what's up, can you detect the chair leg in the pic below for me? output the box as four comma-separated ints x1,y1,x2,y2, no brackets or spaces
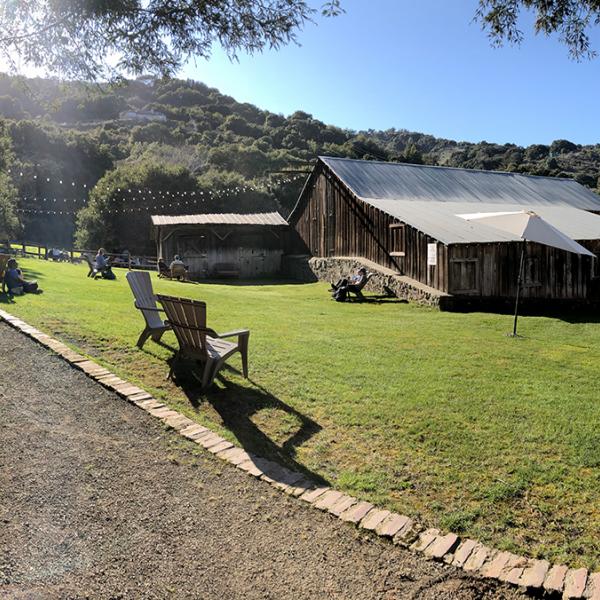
239,334,249,379
151,329,165,343
136,328,151,349
166,351,179,380
201,358,216,389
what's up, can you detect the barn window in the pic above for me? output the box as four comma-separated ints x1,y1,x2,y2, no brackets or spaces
450,258,479,293
388,222,405,258
524,257,542,287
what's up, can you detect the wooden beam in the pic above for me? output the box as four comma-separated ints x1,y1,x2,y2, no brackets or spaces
389,251,406,257
211,228,232,241
389,223,405,229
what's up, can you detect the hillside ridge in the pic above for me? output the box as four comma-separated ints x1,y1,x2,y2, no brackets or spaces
0,74,598,249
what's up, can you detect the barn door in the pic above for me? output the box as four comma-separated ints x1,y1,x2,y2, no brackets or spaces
449,258,479,294
325,181,335,256
177,235,209,278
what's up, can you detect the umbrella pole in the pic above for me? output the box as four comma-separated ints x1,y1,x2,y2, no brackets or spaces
512,240,526,337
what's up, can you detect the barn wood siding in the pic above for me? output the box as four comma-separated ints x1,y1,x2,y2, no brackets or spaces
448,240,600,300
292,163,449,292
157,224,285,278
291,161,600,301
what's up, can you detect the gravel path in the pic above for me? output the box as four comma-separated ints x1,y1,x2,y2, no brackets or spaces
0,323,528,599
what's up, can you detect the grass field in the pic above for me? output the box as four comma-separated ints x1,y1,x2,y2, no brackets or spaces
3,257,600,568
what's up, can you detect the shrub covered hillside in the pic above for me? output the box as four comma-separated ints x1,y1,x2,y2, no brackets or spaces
0,74,599,252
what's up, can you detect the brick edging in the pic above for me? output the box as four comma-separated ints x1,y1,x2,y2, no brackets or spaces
0,309,595,598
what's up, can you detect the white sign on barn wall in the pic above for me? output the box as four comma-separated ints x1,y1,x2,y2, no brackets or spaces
427,243,437,266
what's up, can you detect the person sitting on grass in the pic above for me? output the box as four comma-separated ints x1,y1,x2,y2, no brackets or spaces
3,258,39,296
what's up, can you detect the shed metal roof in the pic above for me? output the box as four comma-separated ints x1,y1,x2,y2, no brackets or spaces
151,212,287,227
318,156,600,244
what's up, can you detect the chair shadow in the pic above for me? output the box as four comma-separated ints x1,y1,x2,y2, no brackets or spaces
352,295,409,304
140,338,178,356
174,365,326,485
197,278,308,287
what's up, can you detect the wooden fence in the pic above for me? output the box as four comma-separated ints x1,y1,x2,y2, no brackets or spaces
4,241,158,271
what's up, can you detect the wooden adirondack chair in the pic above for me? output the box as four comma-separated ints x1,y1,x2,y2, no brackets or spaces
347,272,374,301
126,271,171,348
156,294,249,389
170,263,188,280
83,254,100,278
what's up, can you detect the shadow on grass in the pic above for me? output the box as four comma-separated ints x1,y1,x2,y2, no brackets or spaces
175,365,326,485
445,298,600,323
349,295,409,305
195,278,307,287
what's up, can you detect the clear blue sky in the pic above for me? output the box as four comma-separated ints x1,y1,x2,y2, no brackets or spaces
182,0,600,147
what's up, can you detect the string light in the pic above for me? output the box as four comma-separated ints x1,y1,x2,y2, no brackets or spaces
6,168,306,193
10,170,309,218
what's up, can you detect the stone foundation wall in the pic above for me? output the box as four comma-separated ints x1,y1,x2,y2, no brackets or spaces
282,255,450,308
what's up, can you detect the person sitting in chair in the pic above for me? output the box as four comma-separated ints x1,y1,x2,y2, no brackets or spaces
169,255,189,280
95,248,116,280
330,267,370,301
3,258,39,295
169,254,188,269
95,248,109,272
331,267,368,293
157,257,170,278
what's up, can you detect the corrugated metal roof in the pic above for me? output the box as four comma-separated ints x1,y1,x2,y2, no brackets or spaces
320,156,600,210
318,156,600,244
363,199,600,244
151,212,288,227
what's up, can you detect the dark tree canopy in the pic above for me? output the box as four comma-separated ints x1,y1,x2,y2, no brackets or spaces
0,0,343,81
476,0,600,59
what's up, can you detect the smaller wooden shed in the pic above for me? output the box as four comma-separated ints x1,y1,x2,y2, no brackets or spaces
152,212,288,279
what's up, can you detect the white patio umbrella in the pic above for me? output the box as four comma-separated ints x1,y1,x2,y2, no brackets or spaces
457,210,595,336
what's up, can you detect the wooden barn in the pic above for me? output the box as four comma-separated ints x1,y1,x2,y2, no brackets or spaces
288,157,600,303
152,212,288,279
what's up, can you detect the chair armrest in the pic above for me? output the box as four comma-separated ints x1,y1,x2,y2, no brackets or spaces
134,302,164,312
218,329,250,339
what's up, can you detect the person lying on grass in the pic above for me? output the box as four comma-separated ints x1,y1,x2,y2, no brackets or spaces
3,259,39,295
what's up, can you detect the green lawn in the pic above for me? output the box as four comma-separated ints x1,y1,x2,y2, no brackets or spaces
4,258,600,568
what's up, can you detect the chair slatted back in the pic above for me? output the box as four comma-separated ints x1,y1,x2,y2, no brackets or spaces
360,273,373,290
171,263,186,278
0,253,9,280
83,253,95,269
157,294,209,359
126,271,163,329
